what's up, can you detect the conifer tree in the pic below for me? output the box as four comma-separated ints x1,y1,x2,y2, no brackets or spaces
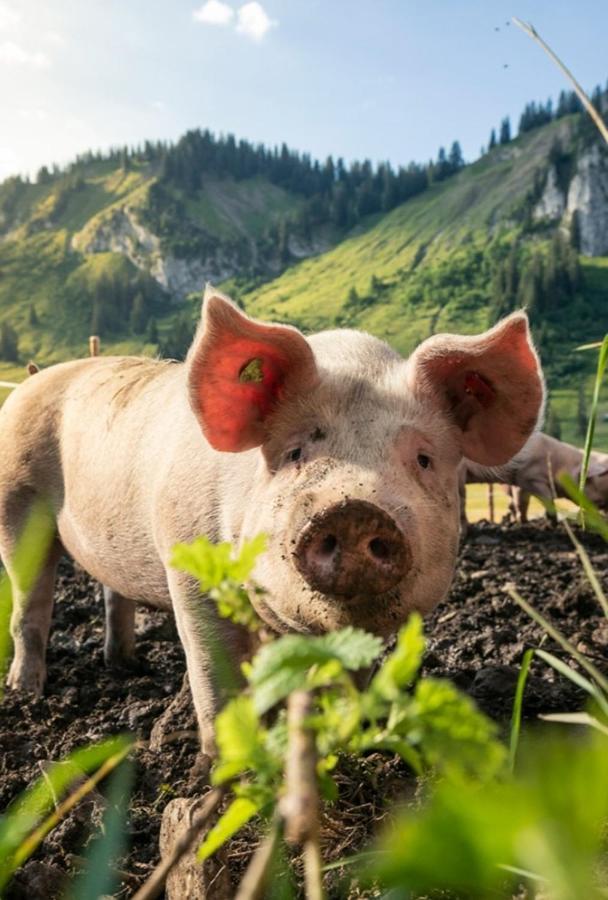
129,292,147,334
499,117,511,144
0,321,19,361
145,317,159,345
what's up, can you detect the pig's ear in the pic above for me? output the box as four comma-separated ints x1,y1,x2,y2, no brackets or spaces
187,288,319,452
406,312,544,466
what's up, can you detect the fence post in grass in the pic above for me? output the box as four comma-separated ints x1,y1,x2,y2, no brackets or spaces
488,483,495,523
89,335,100,357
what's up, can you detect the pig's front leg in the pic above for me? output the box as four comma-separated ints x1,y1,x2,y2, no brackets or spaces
166,568,250,756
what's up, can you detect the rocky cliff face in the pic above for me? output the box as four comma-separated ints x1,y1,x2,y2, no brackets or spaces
73,205,236,299
71,200,329,301
534,142,608,256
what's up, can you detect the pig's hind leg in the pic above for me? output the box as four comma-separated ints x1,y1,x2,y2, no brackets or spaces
103,587,136,667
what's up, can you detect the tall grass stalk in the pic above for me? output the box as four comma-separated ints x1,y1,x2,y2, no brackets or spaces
512,18,608,146
508,648,533,772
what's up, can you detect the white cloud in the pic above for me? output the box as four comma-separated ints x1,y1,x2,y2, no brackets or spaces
0,41,50,67
42,30,66,47
18,107,49,122
0,3,20,31
150,99,166,112
193,1,234,26
236,2,276,41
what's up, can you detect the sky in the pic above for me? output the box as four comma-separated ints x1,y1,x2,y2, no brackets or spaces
1,1,608,181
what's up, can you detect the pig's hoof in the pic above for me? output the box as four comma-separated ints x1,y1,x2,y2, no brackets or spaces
6,658,45,695
160,796,232,899
104,652,141,674
103,643,136,669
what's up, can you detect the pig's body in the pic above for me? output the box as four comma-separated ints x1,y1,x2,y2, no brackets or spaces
0,292,543,751
461,431,608,524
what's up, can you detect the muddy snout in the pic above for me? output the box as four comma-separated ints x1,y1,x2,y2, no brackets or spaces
293,499,410,598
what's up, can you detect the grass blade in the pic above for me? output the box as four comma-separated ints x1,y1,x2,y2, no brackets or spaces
508,648,533,773
0,736,133,889
579,334,608,494
506,586,608,695
512,19,608,146
561,519,608,619
558,474,608,542
68,757,134,900
540,712,608,736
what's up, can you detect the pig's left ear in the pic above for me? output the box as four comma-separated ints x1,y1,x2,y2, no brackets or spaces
187,288,319,452
406,312,544,466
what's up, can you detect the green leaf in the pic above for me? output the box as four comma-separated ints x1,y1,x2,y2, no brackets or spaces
171,534,267,631
409,679,506,780
171,534,267,591
212,696,267,785
248,627,383,714
197,796,260,861
371,613,425,700
0,736,133,889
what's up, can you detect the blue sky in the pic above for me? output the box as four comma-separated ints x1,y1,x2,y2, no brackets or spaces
1,1,607,180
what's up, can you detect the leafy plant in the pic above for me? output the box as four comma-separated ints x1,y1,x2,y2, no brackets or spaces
170,535,506,877
369,730,608,899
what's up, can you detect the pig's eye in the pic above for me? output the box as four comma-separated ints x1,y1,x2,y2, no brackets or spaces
286,447,302,464
417,453,431,469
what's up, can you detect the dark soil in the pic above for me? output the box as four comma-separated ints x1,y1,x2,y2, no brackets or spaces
2,519,607,899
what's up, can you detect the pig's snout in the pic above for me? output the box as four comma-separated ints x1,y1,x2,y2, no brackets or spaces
293,499,409,598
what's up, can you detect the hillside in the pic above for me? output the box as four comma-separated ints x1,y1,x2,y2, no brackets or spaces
1,110,608,445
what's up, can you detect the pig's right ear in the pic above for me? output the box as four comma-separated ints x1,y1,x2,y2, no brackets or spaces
406,312,544,466
187,289,319,452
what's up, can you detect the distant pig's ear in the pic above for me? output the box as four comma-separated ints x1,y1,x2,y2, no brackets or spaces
187,288,319,452
407,312,544,466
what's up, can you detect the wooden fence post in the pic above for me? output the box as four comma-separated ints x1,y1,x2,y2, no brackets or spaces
488,483,495,523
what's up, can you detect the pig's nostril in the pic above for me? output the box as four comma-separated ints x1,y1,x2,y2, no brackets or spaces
369,537,390,561
320,534,338,556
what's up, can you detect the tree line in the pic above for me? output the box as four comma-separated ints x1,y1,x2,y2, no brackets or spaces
486,81,608,151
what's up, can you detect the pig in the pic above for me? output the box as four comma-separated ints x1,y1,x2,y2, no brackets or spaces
461,431,608,525
0,289,543,753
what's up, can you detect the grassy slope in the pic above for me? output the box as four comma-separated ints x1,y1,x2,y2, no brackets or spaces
0,162,301,363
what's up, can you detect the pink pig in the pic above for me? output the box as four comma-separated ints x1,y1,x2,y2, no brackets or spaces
0,289,543,751
466,432,608,523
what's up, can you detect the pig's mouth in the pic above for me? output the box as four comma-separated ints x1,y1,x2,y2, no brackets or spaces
251,582,409,638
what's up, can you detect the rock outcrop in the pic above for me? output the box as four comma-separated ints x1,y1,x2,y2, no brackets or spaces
534,143,608,256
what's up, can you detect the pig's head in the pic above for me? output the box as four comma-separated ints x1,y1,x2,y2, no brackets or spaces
573,454,608,509
186,289,544,637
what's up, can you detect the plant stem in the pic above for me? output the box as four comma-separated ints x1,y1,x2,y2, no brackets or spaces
512,18,608,146
235,815,283,900
280,690,325,899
